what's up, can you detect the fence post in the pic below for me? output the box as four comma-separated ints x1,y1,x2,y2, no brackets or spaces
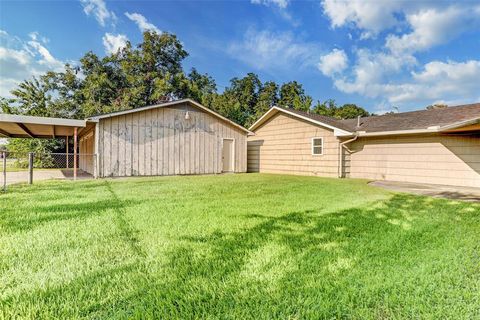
2,151,6,192
73,127,77,181
28,152,34,184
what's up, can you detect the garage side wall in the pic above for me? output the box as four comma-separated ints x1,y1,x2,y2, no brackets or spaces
347,134,480,187
97,103,247,177
79,129,95,174
247,112,340,177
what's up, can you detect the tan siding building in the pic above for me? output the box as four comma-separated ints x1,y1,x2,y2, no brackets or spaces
80,99,249,177
248,112,341,177
248,105,480,188
348,134,480,188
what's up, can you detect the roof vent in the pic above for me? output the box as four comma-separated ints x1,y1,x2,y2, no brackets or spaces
357,115,362,127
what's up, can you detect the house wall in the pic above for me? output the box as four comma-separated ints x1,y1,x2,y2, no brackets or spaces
247,112,340,177
347,134,480,187
79,129,95,174
97,103,247,177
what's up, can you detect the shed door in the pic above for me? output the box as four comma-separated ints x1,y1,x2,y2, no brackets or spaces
222,139,234,172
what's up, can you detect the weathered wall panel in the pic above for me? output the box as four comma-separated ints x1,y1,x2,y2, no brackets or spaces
98,103,247,177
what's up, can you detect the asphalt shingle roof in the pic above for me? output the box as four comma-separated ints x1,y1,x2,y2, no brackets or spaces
339,103,480,132
278,103,480,133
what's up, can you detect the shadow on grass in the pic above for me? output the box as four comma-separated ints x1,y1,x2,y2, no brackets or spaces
3,193,479,319
0,199,141,233
153,194,478,318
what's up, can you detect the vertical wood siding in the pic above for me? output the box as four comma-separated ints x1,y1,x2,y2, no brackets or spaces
79,130,95,174
247,112,340,177
348,134,480,187
98,103,247,177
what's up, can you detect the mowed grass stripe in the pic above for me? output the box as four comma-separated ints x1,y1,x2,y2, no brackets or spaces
0,174,479,319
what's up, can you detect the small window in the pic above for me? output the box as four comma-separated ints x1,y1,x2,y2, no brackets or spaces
312,138,323,155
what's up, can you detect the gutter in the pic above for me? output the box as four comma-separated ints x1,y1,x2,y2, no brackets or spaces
338,134,358,178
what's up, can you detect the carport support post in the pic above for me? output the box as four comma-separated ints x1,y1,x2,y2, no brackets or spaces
73,127,77,181
66,136,69,169
28,152,33,184
2,151,6,192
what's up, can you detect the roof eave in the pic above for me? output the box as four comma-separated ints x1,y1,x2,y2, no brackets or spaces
438,117,480,132
87,99,252,134
249,106,353,136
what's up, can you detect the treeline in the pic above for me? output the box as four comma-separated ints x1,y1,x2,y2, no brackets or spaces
1,31,370,130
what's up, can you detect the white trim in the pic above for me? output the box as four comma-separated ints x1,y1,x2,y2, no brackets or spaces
222,138,235,172
249,106,352,136
311,137,324,156
0,113,86,127
357,128,438,137
87,99,252,134
438,117,480,131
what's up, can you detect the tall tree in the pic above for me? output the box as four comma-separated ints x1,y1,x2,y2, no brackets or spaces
254,81,278,119
9,77,50,116
335,103,370,119
279,81,312,111
313,100,369,119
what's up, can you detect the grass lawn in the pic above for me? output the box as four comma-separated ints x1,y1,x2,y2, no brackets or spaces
1,174,479,319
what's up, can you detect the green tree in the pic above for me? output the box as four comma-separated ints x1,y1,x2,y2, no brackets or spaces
9,77,50,116
279,81,312,111
312,99,337,117
335,103,370,119
253,81,278,122
313,100,369,119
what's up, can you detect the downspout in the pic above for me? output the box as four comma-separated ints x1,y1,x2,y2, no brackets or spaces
339,134,358,178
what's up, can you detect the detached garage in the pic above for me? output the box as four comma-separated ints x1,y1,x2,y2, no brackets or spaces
84,99,250,177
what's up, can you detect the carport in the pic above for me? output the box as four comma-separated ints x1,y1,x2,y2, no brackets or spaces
0,114,95,187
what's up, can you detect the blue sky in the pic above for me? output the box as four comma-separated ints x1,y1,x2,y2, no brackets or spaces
1,0,479,113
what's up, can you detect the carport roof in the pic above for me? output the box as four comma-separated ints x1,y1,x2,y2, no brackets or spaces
0,114,86,138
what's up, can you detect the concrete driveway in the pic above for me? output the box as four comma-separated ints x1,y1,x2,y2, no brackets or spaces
370,180,480,202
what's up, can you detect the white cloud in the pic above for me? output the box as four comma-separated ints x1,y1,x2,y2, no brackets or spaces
228,28,319,70
333,49,416,98
317,49,348,77
390,60,480,103
0,32,65,98
125,12,161,33
320,2,480,107
386,6,480,53
321,0,404,38
80,0,117,27
102,33,128,54
251,0,289,9
333,57,480,105
321,1,480,41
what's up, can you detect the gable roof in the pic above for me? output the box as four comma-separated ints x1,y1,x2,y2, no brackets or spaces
249,103,480,137
248,106,353,136
339,103,480,134
87,99,251,134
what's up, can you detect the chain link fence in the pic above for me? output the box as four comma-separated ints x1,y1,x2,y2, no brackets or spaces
1,152,96,192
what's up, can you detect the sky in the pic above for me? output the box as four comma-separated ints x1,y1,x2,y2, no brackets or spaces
1,0,480,114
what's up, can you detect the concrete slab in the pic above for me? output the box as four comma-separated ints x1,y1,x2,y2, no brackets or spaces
369,180,480,202
2,169,93,186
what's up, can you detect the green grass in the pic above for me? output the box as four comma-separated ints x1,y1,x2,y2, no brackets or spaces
1,174,479,319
